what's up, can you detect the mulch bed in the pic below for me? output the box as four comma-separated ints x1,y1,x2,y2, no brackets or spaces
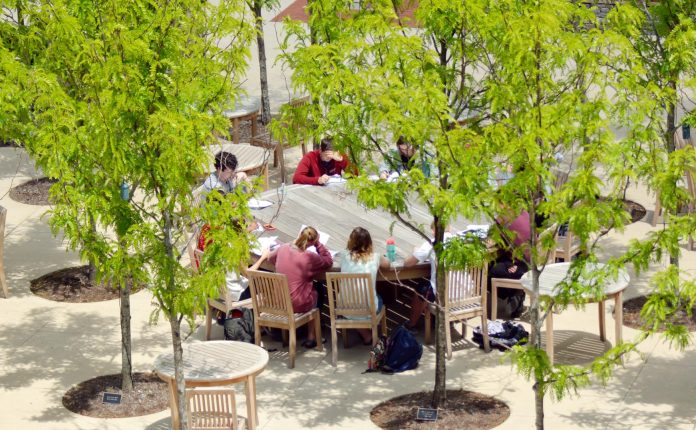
9,177,56,205
370,390,510,430
623,295,696,332
623,199,646,224
63,372,168,418
30,265,141,303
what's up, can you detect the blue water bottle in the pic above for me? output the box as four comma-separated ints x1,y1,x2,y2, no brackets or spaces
386,238,396,263
120,182,129,201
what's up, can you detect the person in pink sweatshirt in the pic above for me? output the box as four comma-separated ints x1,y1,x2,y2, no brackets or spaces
268,226,333,347
292,138,349,185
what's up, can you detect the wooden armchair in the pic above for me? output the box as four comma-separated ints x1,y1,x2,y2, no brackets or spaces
187,228,252,340
186,388,244,430
246,270,322,369
425,267,490,358
0,205,7,298
554,229,581,262
326,273,387,367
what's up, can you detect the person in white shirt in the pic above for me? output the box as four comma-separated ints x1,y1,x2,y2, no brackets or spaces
203,151,248,194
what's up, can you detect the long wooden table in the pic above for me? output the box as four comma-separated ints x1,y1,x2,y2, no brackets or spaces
250,184,471,281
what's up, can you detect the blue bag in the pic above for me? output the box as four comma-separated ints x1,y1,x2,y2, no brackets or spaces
382,325,423,373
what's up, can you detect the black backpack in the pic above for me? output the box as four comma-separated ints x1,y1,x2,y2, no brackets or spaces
223,308,255,343
377,325,423,373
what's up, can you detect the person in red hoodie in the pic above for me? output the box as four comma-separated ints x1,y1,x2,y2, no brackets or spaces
292,137,349,185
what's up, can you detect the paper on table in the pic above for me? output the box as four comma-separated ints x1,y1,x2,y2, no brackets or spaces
326,175,346,184
252,236,278,255
248,198,273,209
299,225,330,245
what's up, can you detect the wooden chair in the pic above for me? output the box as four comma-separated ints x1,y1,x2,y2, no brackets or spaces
185,387,244,430
246,270,322,369
0,205,7,298
325,273,387,367
425,267,490,358
188,228,253,340
554,229,581,262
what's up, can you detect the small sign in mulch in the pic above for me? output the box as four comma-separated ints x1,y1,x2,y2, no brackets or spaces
102,392,122,404
63,372,168,418
416,407,438,421
371,390,509,430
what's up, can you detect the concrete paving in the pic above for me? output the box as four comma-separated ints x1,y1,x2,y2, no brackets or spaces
2,2,696,429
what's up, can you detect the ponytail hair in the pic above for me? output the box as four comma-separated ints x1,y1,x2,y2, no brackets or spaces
295,226,319,251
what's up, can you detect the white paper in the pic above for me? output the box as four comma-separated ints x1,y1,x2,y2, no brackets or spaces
252,236,278,255
299,224,330,245
326,175,346,184
248,198,273,209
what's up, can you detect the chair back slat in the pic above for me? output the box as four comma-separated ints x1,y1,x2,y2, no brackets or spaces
445,267,486,310
247,270,294,320
326,273,377,319
186,388,238,430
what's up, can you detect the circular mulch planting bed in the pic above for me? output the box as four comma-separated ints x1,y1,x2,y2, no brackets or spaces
371,390,509,430
9,177,56,205
30,265,141,303
63,372,168,418
623,295,696,332
623,199,646,224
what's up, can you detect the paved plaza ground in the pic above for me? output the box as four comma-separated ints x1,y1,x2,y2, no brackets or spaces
1,2,696,428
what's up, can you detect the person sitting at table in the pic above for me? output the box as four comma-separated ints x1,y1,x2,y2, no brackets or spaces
292,137,349,185
268,226,333,348
339,227,391,344
488,209,531,319
379,136,434,180
203,151,248,194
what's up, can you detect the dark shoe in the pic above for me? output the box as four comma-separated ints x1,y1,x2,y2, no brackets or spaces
301,337,326,349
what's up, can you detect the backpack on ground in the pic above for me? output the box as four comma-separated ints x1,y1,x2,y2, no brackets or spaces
223,308,255,343
382,325,423,373
472,320,528,351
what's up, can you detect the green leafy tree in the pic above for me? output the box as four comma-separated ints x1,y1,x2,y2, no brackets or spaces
281,1,696,429
0,1,255,427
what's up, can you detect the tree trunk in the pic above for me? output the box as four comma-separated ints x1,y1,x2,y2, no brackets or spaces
431,222,447,408
529,266,544,430
169,315,187,430
254,1,271,125
120,276,134,392
164,212,188,429
666,78,679,267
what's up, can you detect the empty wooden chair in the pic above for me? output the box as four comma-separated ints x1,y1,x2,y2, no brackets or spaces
186,388,244,430
425,267,490,358
326,272,387,366
554,229,581,262
246,270,322,368
0,205,7,298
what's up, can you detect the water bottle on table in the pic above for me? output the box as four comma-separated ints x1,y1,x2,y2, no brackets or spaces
386,238,397,263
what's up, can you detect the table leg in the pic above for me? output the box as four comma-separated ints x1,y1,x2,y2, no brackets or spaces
167,379,181,430
246,376,258,430
546,307,554,365
233,118,240,144
598,300,606,342
614,291,623,349
251,112,258,142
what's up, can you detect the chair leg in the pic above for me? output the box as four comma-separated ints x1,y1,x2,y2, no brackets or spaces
371,325,378,347
331,321,338,367
445,317,452,360
314,313,323,352
288,328,297,369
254,322,262,346
205,305,213,341
481,314,490,353
0,261,8,298
491,283,498,321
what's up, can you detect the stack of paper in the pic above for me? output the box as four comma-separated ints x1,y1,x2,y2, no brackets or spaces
248,198,274,209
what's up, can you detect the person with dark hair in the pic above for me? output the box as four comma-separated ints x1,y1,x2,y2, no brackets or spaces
292,137,349,185
268,226,333,348
339,227,391,344
379,136,433,180
203,151,248,193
